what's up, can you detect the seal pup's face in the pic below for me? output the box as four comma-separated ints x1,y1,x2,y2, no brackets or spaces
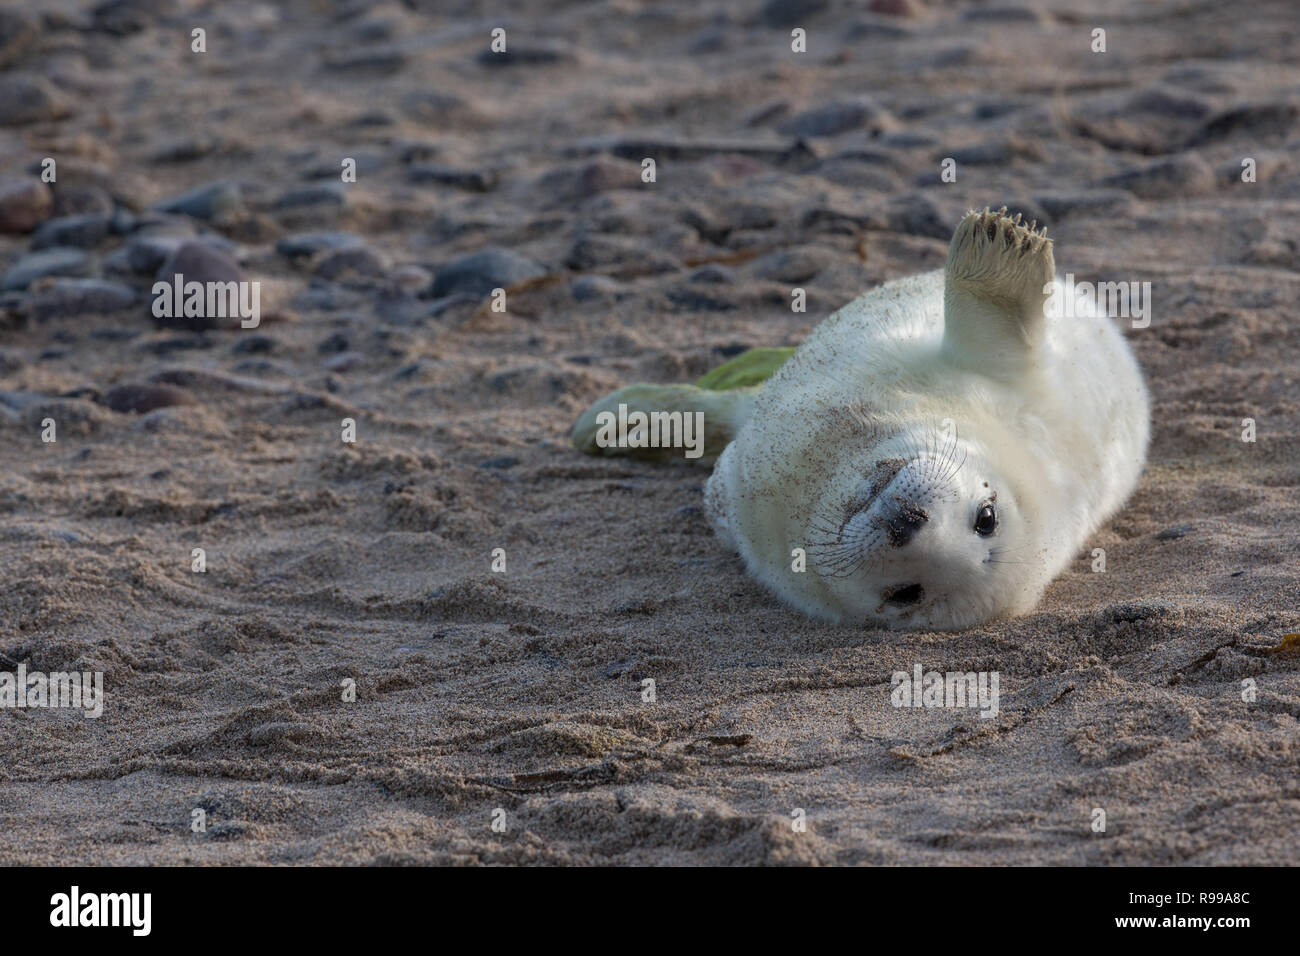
809,431,1035,629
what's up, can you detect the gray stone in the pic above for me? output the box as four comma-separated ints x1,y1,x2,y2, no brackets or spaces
0,74,70,126
407,164,498,192
0,178,52,233
3,248,94,290
276,231,366,258
313,246,388,280
52,185,115,218
29,279,137,321
760,0,829,28
153,182,243,220
153,241,248,330
99,383,197,413
91,0,178,36
779,98,893,138
31,214,112,250
1099,155,1215,200
0,10,39,70
431,247,545,299
274,183,347,209
155,240,243,286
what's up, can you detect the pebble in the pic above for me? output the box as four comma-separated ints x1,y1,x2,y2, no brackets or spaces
99,383,197,414
2,248,94,290
0,178,53,233
274,183,347,210
322,351,365,373
760,0,829,28
120,234,188,275
313,246,388,280
407,164,499,192
322,47,408,75
276,231,366,259
0,10,39,70
153,182,243,220
92,0,180,36
29,279,137,321
1100,155,1215,200
0,74,71,126
750,248,828,283
387,264,431,296
1034,190,1133,220
569,275,620,302
475,43,573,67
31,214,112,250
430,247,545,298
886,193,950,239
231,334,279,355
153,241,247,330
778,98,893,138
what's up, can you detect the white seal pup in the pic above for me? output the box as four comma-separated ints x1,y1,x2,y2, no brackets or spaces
573,208,1150,630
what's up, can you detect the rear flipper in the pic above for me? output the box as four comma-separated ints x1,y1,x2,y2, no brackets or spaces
571,347,793,464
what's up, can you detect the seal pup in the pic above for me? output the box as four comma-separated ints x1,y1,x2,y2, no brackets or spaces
572,208,1150,629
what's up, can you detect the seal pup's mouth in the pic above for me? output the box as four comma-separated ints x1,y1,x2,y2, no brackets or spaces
880,582,925,608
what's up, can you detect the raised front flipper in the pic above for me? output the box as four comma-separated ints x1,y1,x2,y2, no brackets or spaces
941,207,1055,380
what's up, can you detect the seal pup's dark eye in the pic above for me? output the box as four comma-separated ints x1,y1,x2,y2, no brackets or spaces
974,501,997,536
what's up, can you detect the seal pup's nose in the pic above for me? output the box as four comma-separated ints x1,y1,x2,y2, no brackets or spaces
875,496,929,547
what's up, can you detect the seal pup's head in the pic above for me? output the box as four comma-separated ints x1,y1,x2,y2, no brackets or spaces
807,423,1041,630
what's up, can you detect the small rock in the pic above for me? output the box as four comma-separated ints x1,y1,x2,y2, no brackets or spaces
1155,524,1194,541
322,351,365,373
887,193,950,239
153,241,247,330
760,0,830,28
689,265,736,284
31,214,112,250
3,248,93,291
751,248,829,283
153,182,243,221
322,46,408,74
388,264,431,296
537,158,640,202
407,164,498,192
431,247,545,298
122,234,188,275
29,279,137,321
274,183,347,210
476,43,572,67
1034,190,1133,220
318,332,350,355
51,185,115,218
569,275,619,301
0,178,53,233
276,231,366,258
313,246,388,280
779,98,893,138
1100,155,1215,200
478,456,519,470
99,383,196,413
231,334,278,355
0,10,39,70
0,74,71,126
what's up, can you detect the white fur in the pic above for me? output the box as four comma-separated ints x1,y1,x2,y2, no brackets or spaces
705,212,1150,630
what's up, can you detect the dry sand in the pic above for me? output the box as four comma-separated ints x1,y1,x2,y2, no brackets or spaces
0,0,1297,864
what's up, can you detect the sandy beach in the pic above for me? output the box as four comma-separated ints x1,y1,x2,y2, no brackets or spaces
0,0,1297,864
